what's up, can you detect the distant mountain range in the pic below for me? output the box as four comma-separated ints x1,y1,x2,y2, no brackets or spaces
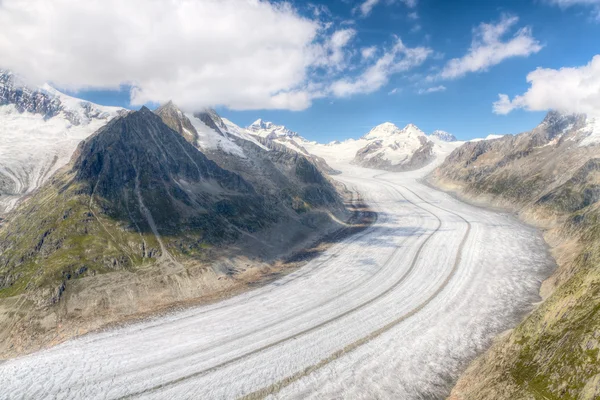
245,119,461,171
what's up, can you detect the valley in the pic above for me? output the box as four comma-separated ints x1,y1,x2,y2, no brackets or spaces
0,159,554,399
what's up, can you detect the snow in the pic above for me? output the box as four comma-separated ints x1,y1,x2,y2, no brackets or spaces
469,134,504,142
579,115,600,146
301,122,462,168
0,96,121,213
221,118,269,151
430,130,457,142
0,149,554,400
247,119,299,139
185,113,246,158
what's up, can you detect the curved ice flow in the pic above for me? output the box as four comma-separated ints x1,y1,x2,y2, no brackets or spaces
0,163,553,400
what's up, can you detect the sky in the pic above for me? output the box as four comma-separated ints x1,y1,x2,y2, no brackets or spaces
1,0,599,142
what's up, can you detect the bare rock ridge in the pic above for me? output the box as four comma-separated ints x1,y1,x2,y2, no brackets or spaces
155,102,344,211
430,111,600,400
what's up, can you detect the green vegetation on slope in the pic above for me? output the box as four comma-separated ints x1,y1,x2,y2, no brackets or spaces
0,172,159,300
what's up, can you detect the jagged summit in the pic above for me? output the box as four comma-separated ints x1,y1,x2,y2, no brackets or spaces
362,122,401,140
154,101,199,145
74,106,253,204
430,130,457,142
362,122,426,141
247,119,299,139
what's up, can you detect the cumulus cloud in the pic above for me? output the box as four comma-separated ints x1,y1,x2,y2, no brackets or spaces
418,85,446,94
493,55,600,116
438,15,542,80
330,38,431,97
0,0,357,111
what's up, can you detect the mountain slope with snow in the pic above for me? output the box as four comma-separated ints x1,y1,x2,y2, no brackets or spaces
0,71,124,214
245,119,462,172
431,130,457,142
431,111,600,400
352,123,434,171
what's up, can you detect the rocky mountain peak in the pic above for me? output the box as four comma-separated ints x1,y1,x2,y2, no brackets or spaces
362,122,401,140
154,101,199,144
430,130,457,142
247,119,298,139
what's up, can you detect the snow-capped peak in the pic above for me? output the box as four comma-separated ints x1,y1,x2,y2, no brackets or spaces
363,122,401,140
400,123,426,137
430,130,457,142
363,122,428,141
247,119,298,139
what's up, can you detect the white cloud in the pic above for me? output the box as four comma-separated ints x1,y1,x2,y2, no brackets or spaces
330,38,431,97
357,0,380,17
0,0,357,111
325,29,357,69
356,0,417,18
400,0,418,8
388,88,400,95
361,46,378,60
408,12,419,20
418,85,446,94
545,0,600,19
493,54,600,116
545,0,600,6
438,15,542,80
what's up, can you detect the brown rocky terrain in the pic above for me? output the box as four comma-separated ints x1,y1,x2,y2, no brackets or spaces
429,111,600,400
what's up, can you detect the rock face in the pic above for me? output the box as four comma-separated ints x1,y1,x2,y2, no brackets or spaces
155,103,345,219
430,111,600,400
0,71,124,214
352,123,435,171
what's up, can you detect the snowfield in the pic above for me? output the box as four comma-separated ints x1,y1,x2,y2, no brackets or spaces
0,156,554,399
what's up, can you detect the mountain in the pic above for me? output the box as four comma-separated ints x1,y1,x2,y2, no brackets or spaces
0,71,124,214
0,105,353,356
244,119,449,172
0,107,269,298
430,130,457,142
352,123,434,171
429,111,600,400
247,118,300,139
155,102,347,248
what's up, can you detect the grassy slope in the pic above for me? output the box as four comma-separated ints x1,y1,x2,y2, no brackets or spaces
0,171,160,300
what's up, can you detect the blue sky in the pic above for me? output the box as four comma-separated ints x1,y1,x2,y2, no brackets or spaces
44,0,600,141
